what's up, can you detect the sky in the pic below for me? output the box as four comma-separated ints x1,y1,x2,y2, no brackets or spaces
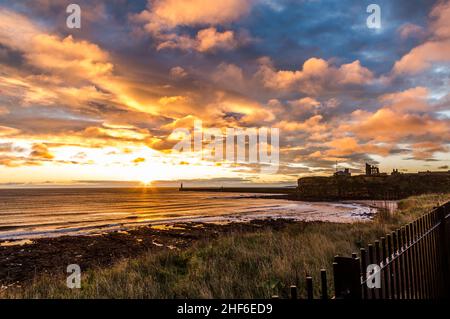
0,0,449,187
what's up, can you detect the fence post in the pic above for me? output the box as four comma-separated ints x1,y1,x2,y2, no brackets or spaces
306,276,314,299
321,269,328,300
290,285,297,300
333,256,362,299
439,206,450,299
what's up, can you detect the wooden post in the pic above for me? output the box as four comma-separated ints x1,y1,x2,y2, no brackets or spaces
405,224,413,299
430,211,439,298
333,256,362,299
381,237,389,299
392,231,400,299
387,233,395,298
417,217,426,298
368,244,375,299
320,269,328,300
402,226,409,299
306,276,313,299
397,228,405,299
407,223,416,299
290,285,297,300
360,248,368,299
424,214,433,298
374,240,381,299
422,217,431,298
438,206,450,299
412,220,422,299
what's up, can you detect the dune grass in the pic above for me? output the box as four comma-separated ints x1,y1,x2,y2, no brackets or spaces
2,193,448,299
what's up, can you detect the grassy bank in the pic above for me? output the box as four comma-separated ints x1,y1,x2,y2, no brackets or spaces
2,193,448,299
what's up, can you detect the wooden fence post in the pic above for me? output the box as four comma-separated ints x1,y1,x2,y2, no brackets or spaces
321,269,328,300
306,276,313,299
333,256,362,299
439,206,450,299
290,285,297,300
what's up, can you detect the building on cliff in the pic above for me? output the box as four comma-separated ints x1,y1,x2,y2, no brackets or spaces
365,163,380,176
334,168,351,177
297,166,450,200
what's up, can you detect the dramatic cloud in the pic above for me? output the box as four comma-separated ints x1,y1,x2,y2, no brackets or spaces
157,27,239,52
348,108,449,143
133,0,253,52
212,63,245,91
256,57,373,95
30,143,54,160
379,87,430,112
196,28,237,52
393,1,450,74
170,66,188,78
398,23,426,40
135,0,253,31
0,0,449,184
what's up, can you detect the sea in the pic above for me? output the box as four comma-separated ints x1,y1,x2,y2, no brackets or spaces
0,188,382,241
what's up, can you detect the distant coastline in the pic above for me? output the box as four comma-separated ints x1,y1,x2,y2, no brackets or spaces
179,186,296,194
179,169,450,201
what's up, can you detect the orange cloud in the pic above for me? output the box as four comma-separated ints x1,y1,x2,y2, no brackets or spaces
0,126,20,137
29,34,113,79
133,157,146,164
0,9,176,121
288,97,320,111
135,0,252,31
0,9,112,81
410,141,448,160
278,115,328,132
338,61,374,85
212,63,245,90
30,143,54,159
379,87,429,112
196,28,237,52
170,66,188,78
398,23,426,40
393,41,450,74
135,0,252,52
325,137,391,157
157,27,240,52
393,1,450,75
257,57,373,94
348,108,449,143
0,8,39,50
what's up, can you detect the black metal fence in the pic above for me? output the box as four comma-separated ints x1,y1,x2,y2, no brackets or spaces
279,201,450,300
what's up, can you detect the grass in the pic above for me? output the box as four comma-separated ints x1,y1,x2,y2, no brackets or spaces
2,193,449,299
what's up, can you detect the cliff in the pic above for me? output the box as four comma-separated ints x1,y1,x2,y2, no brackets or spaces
297,172,450,200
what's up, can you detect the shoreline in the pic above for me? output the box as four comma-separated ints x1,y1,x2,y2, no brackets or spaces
0,198,380,242
0,219,310,289
0,197,391,289
2,193,446,297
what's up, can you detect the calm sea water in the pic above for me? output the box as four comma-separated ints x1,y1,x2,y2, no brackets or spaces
0,188,378,240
